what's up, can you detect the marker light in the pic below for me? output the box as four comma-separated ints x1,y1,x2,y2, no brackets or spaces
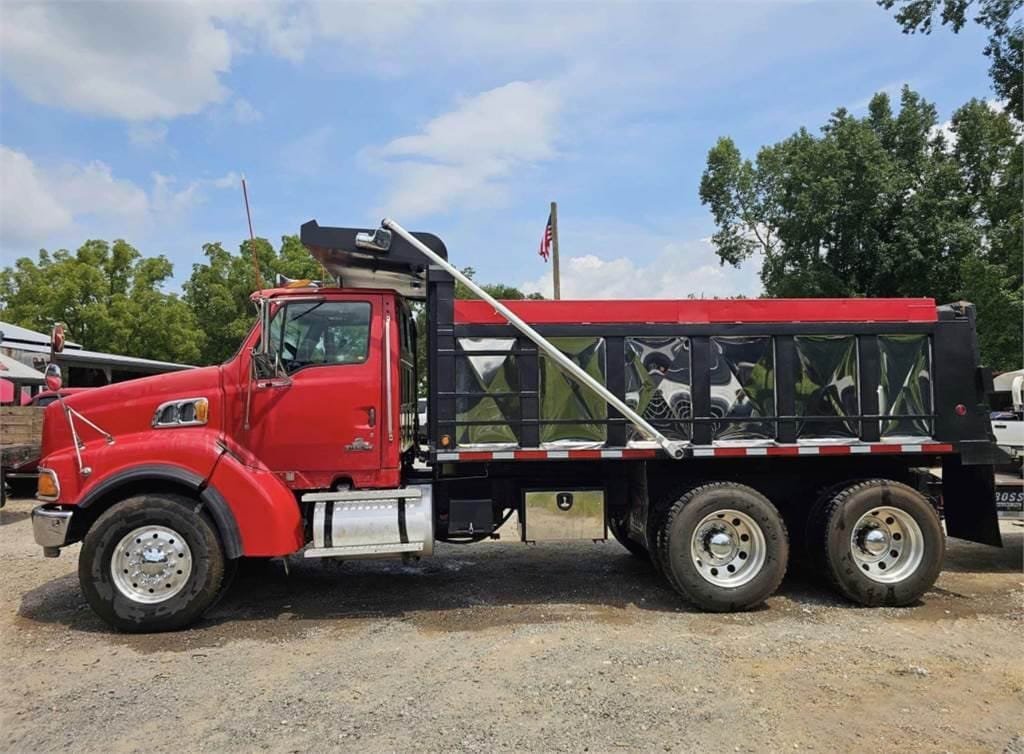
37,469,59,500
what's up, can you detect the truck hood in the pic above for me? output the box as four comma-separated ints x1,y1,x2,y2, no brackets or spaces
42,366,223,457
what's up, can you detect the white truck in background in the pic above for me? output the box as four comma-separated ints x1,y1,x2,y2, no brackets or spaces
991,371,1024,475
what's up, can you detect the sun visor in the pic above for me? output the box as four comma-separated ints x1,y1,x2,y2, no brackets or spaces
300,220,448,299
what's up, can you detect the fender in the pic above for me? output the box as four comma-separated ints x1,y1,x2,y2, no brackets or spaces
207,452,304,557
77,463,244,559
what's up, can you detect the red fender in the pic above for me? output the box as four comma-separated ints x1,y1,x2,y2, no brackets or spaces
207,452,304,556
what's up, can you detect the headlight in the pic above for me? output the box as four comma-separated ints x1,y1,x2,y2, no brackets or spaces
152,397,209,428
37,468,60,501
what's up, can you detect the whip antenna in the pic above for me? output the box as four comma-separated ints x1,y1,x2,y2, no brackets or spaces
241,174,264,290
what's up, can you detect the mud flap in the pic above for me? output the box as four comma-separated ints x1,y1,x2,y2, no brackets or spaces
941,455,1002,547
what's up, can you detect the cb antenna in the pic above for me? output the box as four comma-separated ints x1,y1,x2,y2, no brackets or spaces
241,174,264,290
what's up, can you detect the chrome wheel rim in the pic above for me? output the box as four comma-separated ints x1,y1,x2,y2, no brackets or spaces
849,506,924,584
690,509,766,587
111,525,193,604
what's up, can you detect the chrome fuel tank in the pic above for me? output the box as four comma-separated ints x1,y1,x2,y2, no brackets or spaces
303,485,433,559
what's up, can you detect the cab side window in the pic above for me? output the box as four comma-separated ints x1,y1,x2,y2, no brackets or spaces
268,301,372,374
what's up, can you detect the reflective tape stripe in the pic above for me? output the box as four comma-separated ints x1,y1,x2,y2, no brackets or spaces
622,449,658,459
458,451,493,461
433,441,956,462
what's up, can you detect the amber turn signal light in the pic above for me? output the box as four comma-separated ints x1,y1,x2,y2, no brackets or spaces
194,397,209,423
440,434,452,448
37,470,59,500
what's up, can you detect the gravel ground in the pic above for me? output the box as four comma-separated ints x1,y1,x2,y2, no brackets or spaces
1,496,1022,753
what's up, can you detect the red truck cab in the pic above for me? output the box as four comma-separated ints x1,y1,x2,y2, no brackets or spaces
35,284,417,540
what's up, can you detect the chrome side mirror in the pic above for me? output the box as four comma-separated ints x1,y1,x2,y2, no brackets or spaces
355,228,392,252
44,363,62,392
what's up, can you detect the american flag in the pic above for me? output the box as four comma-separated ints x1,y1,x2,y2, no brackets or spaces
539,212,552,261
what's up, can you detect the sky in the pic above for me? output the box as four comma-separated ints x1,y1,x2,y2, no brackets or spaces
0,0,997,300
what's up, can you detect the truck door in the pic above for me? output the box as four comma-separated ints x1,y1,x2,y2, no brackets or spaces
241,294,384,482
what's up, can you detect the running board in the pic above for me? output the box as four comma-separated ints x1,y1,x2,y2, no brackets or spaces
301,484,434,559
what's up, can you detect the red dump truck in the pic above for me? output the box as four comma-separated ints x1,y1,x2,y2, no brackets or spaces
31,219,1004,632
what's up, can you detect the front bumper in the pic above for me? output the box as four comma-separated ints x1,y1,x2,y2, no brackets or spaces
32,505,75,556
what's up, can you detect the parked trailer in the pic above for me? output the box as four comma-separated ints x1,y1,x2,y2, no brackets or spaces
1,405,44,507
30,220,1004,631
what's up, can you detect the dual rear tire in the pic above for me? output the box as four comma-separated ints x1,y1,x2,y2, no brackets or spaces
654,482,789,612
809,479,943,607
649,478,943,612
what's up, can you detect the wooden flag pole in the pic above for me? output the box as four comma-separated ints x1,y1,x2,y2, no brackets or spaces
550,200,561,300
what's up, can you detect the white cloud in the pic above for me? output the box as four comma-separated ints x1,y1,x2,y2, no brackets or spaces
0,146,235,248
128,122,169,148
152,171,240,216
0,146,74,242
520,237,762,300
0,1,830,128
0,2,232,120
0,146,147,244
369,81,561,217
0,1,428,122
231,97,263,124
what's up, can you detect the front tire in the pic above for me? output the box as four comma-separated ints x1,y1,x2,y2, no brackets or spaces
813,479,944,607
79,494,227,632
656,482,788,612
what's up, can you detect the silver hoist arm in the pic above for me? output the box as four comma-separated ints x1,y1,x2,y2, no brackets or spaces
381,218,687,460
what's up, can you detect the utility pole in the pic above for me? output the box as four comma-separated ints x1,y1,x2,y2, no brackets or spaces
550,200,561,300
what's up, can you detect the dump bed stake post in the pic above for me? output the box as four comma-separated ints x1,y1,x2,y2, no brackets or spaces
382,217,687,459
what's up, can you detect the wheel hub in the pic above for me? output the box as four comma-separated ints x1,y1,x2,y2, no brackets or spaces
706,530,734,560
690,509,766,588
849,507,924,584
111,525,193,604
859,527,889,556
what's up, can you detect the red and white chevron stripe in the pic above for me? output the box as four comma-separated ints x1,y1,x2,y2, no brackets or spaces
434,442,955,462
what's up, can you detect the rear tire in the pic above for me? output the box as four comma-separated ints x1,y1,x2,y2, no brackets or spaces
656,482,788,612
812,479,944,607
79,494,227,632
608,514,648,559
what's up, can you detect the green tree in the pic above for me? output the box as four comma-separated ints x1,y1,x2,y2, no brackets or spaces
699,86,1023,370
0,239,203,364
878,0,1023,116
183,235,324,364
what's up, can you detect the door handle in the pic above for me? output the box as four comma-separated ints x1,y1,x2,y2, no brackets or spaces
256,376,292,389
367,407,376,427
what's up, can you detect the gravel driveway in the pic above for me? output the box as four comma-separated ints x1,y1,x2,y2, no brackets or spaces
2,497,1021,753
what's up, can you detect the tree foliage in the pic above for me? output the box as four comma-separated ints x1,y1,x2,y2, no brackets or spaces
182,235,322,364
0,240,203,364
700,86,1022,370
878,0,1023,116
0,234,542,387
